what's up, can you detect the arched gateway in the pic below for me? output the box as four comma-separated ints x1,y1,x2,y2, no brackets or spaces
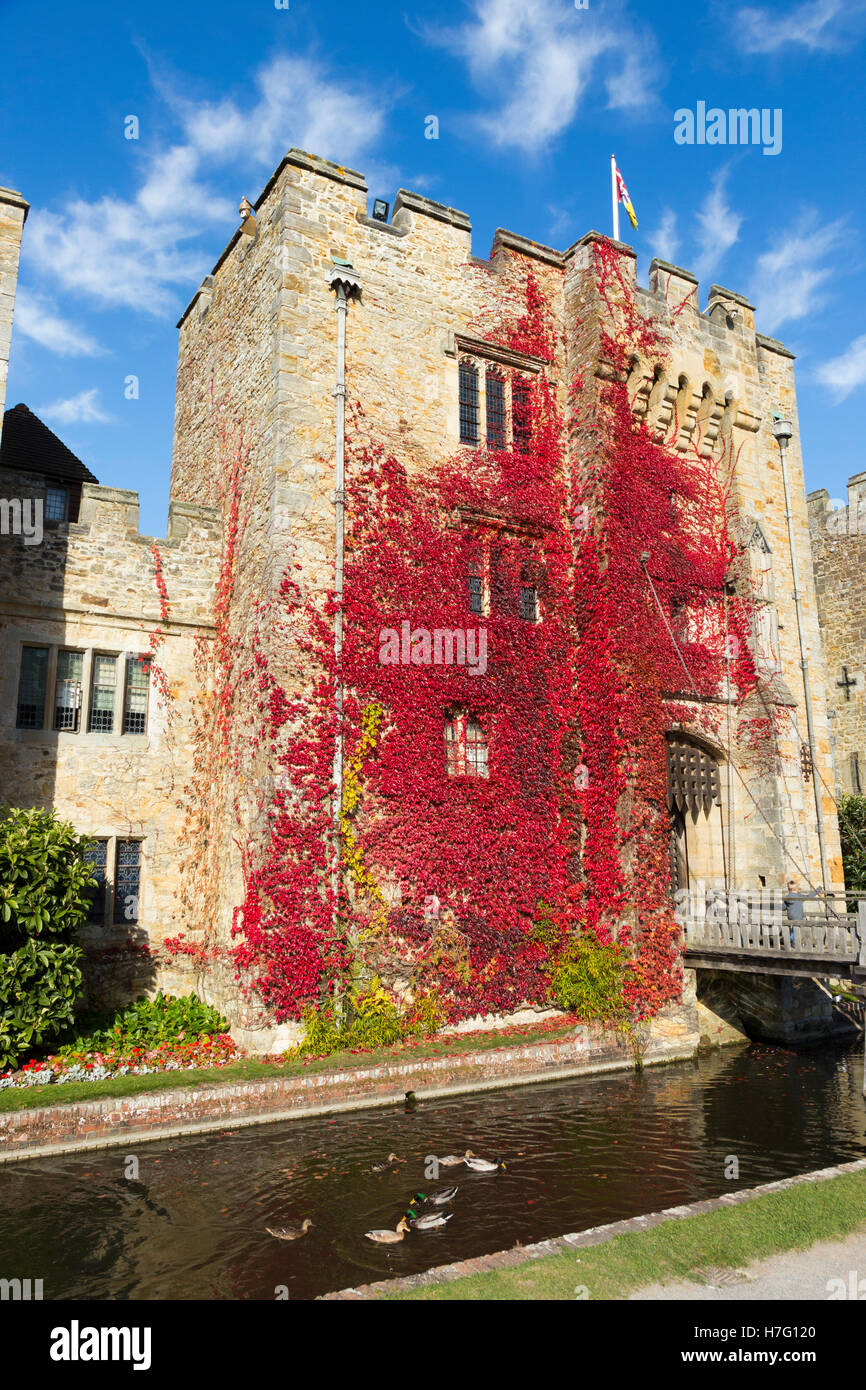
666,734,727,893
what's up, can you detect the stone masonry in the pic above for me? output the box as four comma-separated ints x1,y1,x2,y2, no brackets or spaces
0,188,28,423
808,476,866,796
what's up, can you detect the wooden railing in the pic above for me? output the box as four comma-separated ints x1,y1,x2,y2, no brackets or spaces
679,896,866,967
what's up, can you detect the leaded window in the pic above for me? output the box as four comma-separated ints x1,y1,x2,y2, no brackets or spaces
123,656,150,735
444,712,489,778
16,646,48,728
444,716,461,776
44,485,69,522
520,585,538,623
54,649,83,731
512,379,531,455
459,360,479,444
114,840,141,923
88,654,117,733
486,372,506,448
466,718,489,778
84,839,109,924
468,571,483,615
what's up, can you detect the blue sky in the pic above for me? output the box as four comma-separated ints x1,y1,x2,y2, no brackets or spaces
2,0,865,537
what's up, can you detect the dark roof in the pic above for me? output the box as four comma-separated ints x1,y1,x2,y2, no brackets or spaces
0,403,99,484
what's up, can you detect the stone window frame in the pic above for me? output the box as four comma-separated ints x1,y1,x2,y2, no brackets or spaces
83,835,144,929
14,642,151,738
447,333,546,453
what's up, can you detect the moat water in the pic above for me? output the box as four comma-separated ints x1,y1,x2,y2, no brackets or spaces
1,1040,864,1300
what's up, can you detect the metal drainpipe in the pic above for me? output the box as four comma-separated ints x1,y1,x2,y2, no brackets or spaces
771,415,830,898
327,262,361,920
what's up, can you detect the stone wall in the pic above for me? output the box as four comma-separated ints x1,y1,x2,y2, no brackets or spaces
0,188,27,423
808,476,866,796
0,476,221,999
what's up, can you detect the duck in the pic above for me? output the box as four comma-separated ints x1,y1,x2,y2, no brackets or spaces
405,1208,453,1231
370,1152,400,1174
436,1154,465,1168
364,1217,411,1244
410,1186,458,1207
266,1219,313,1241
464,1150,507,1172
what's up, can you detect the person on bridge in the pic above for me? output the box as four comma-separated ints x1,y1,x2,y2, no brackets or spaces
783,879,821,944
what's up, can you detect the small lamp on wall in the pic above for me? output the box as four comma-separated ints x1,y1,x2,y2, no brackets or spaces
371,198,389,223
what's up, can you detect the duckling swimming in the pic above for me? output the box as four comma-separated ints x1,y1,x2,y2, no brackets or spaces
370,1152,400,1174
266,1219,313,1241
364,1217,411,1244
464,1150,507,1172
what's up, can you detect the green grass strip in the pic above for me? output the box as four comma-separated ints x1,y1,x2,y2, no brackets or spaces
383,1168,866,1300
0,1016,577,1113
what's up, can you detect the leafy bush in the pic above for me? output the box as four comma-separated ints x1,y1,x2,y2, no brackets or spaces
56,991,230,1056
295,978,421,1057
546,932,629,1025
838,795,866,901
0,809,97,1068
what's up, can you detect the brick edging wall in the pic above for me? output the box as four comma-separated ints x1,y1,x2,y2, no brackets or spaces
318,1158,866,1299
0,1021,697,1162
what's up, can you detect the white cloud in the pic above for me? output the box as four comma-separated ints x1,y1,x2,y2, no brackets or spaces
14,290,103,356
693,173,743,282
815,333,866,400
736,0,866,53
749,215,845,332
427,0,660,152
650,209,680,265
177,55,384,169
23,55,387,317
38,389,114,425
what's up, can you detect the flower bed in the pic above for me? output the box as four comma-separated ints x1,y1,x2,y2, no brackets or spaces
0,1033,241,1091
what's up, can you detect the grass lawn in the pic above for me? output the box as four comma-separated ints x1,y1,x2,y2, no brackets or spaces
383,1168,866,1300
0,1014,579,1113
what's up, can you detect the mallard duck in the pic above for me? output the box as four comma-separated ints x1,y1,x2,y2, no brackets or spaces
370,1152,400,1174
364,1217,410,1244
464,1150,507,1172
266,1219,313,1241
436,1154,465,1168
406,1208,453,1231
410,1186,458,1207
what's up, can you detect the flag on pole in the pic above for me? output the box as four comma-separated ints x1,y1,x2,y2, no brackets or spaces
614,163,638,231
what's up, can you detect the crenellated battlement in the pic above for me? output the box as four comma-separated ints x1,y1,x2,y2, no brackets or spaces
808,473,866,537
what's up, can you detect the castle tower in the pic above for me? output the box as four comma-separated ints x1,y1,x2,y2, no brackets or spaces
168,150,843,1036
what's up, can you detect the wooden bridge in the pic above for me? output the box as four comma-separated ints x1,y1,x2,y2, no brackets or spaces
681,896,866,981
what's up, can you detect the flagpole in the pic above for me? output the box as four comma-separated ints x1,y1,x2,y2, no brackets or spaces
610,154,619,241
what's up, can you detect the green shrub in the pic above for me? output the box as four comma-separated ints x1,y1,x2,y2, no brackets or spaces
0,809,97,1069
57,991,230,1056
838,794,866,901
546,932,629,1025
